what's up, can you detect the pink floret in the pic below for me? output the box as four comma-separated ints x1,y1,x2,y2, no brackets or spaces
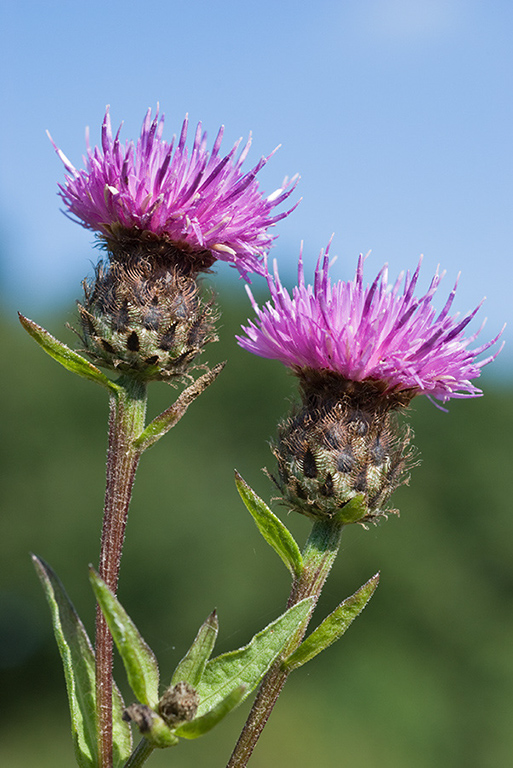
237,246,503,403
49,107,298,279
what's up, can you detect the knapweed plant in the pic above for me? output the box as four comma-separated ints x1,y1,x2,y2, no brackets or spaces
20,107,502,768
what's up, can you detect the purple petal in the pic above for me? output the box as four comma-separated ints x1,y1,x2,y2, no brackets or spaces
50,107,299,278
237,247,503,404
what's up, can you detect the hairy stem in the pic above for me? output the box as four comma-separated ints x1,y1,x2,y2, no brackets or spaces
227,518,344,768
96,377,147,768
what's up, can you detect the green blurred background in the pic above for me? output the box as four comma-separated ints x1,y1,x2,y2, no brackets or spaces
1,282,512,768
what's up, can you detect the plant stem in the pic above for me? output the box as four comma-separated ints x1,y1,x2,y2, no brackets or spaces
123,738,155,768
227,518,344,768
96,376,147,768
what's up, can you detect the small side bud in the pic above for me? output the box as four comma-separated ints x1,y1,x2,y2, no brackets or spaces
159,681,200,727
123,704,179,748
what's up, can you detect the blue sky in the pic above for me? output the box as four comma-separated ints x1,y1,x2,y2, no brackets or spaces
1,0,511,372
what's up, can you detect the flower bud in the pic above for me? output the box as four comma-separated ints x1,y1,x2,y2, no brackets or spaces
272,372,414,525
159,681,200,726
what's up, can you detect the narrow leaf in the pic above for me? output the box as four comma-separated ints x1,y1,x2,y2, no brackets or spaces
89,569,160,709
134,363,225,451
32,563,131,767
33,555,98,768
171,610,218,688
175,685,246,740
196,597,314,716
19,314,119,395
283,573,380,671
235,472,303,578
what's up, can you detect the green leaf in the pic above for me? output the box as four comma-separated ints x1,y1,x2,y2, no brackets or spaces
175,686,246,740
134,363,225,451
32,556,132,768
235,472,303,578
171,610,218,688
89,569,160,709
283,573,380,671
18,314,120,395
334,493,368,524
112,689,133,767
196,597,314,716
33,555,98,768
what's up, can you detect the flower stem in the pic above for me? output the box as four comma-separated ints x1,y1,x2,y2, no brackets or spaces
227,518,344,768
123,738,155,768
96,376,147,768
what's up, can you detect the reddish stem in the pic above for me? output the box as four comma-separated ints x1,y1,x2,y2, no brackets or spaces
95,378,146,768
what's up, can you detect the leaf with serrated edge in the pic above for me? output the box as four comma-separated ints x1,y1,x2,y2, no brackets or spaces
89,569,159,709
283,574,380,671
196,598,314,716
32,556,132,768
171,610,218,688
235,472,303,578
176,685,246,740
19,314,119,394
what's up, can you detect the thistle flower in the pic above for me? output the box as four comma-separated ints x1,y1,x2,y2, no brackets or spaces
237,247,503,524
49,106,297,280
48,107,297,379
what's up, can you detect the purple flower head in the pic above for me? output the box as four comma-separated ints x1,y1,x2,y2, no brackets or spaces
238,245,503,404
48,107,298,279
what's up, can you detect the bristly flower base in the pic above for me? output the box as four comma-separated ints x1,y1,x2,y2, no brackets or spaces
77,232,218,381
101,225,218,277
272,370,415,525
